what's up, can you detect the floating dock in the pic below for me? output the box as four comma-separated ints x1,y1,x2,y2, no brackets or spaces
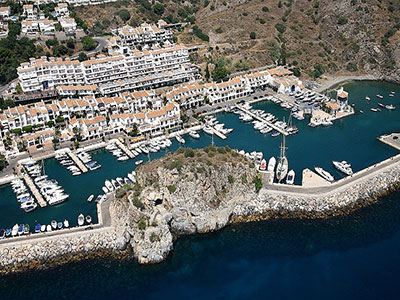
64,149,88,173
113,139,135,159
22,173,47,207
235,105,289,136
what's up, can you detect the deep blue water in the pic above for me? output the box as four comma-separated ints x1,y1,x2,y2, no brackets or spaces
0,80,400,299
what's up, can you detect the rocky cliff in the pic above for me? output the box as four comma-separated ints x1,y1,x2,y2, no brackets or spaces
110,146,259,264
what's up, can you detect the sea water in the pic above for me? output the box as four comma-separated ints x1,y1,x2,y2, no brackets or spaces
0,81,400,299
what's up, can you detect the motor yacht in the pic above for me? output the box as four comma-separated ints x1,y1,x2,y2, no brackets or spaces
314,167,334,182
87,194,95,202
189,131,200,139
86,215,92,224
332,160,353,176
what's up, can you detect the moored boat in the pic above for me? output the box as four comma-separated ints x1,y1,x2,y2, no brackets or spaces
276,136,288,182
189,131,200,139
35,223,41,233
314,166,334,182
87,194,95,202
40,225,46,232
267,157,276,172
332,160,353,176
286,170,295,185
64,219,69,228
259,159,267,171
57,222,63,229
78,214,85,226
377,94,384,99
102,186,109,194
378,102,385,108
386,104,396,110
105,180,114,192
86,215,92,224
51,220,57,230
46,224,52,232
135,160,143,166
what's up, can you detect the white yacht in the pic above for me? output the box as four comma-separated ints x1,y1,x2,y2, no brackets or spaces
105,180,114,192
78,214,85,226
203,125,214,135
102,186,109,194
87,194,95,202
64,219,70,228
117,155,129,161
267,157,276,172
189,131,200,139
332,160,353,176
135,160,143,166
286,170,295,185
314,167,334,182
176,135,185,144
276,136,288,183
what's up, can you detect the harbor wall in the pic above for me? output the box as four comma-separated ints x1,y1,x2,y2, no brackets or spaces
1,153,400,274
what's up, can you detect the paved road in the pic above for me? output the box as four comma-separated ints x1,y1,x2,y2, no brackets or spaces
71,36,108,59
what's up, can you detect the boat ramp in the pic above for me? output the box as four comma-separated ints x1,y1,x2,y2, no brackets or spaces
235,105,290,136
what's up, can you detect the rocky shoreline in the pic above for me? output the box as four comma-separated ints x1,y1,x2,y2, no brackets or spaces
1,147,400,275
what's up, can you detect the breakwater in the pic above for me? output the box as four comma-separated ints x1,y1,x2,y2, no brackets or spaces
1,150,400,273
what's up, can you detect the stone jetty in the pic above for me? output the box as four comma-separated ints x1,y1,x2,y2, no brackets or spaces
1,146,400,274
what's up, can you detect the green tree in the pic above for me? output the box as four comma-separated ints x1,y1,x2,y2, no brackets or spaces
118,9,131,22
0,154,7,170
82,36,97,51
205,63,210,81
211,57,231,82
78,52,88,62
250,32,256,39
153,3,165,15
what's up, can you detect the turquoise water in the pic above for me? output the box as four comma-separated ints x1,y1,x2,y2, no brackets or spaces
0,81,400,298
0,80,399,230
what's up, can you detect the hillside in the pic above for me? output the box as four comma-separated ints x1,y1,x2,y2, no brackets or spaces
77,0,400,81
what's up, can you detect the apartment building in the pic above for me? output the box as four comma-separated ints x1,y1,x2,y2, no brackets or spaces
109,23,173,50
38,19,56,33
18,44,196,95
163,82,205,109
21,20,39,34
204,77,252,105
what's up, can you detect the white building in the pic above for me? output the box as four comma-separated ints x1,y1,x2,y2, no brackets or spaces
59,17,77,33
109,23,173,51
0,6,11,18
23,4,36,21
18,44,197,95
54,3,69,17
163,82,204,109
21,20,39,34
204,77,252,105
38,19,56,33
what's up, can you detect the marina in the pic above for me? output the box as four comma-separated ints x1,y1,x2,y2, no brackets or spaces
0,80,399,235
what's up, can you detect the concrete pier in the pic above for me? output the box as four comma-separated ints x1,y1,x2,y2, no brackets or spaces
113,139,135,159
64,149,88,173
378,133,400,151
235,105,289,136
211,127,227,140
22,173,47,207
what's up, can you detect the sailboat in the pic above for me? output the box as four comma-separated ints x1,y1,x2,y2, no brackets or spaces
275,135,288,182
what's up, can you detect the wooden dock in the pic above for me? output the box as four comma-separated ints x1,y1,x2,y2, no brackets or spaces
235,105,289,136
113,139,135,159
65,149,88,173
22,173,47,207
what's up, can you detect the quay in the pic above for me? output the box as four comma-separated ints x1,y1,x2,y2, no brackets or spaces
378,133,400,151
63,149,88,173
235,104,289,136
22,172,47,207
112,139,135,159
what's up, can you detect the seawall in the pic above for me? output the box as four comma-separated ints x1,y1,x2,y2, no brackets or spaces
1,153,400,274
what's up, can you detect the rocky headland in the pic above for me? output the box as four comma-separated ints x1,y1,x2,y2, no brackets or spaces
1,146,400,274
